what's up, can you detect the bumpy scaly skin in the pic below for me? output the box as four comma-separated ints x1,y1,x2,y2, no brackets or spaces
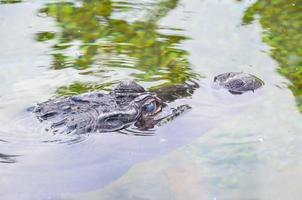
33,81,193,134
214,72,264,94
34,91,134,134
33,73,262,134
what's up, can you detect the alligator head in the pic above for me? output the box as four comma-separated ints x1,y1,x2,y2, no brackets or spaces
33,80,197,134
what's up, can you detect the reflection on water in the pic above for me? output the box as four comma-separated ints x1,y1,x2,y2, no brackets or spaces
37,0,199,96
242,0,302,111
0,153,19,163
1,0,302,199
0,0,21,4
0,137,16,164
57,81,115,96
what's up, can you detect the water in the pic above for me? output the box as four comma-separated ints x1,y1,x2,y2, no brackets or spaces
0,0,302,199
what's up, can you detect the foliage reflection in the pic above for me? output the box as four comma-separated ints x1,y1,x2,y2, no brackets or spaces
37,0,199,96
242,0,302,111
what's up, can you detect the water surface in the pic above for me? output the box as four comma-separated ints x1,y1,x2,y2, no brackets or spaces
0,0,302,199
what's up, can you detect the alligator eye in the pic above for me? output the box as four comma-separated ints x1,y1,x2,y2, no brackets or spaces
145,101,157,113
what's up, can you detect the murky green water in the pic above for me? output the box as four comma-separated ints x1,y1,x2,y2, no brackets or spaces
0,0,302,199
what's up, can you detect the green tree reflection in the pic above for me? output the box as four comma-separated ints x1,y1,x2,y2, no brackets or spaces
0,0,21,3
37,0,199,95
242,0,302,111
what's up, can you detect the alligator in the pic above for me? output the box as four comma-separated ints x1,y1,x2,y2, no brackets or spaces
32,80,198,135
32,73,263,135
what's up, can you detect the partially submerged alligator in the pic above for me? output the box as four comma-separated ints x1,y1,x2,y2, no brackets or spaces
33,80,197,134
32,72,263,134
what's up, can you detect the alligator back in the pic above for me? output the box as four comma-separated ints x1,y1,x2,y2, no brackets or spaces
33,92,119,134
